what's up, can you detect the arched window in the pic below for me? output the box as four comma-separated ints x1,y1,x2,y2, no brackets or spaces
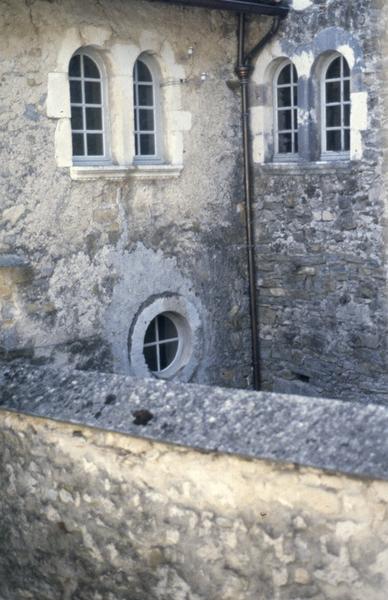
69,51,108,161
133,56,161,161
274,61,298,157
322,54,350,155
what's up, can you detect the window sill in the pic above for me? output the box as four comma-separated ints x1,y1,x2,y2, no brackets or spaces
257,159,356,175
70,164,183,181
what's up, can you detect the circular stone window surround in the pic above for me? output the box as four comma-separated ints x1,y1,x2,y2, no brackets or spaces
128,294,202,382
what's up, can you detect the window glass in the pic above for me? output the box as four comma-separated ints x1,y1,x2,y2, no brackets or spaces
69,54,81,77
143,314,179,374
323,55,351,154
133,57,159,159
275,62,298,157
83,55,100,78
69,52,106,159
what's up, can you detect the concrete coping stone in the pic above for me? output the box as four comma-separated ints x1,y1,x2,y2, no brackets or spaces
0,255,29,269
1,363,387,481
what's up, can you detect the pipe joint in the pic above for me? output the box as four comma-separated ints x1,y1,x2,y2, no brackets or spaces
236,64,252,83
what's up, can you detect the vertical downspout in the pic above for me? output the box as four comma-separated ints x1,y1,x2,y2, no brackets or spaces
236,13,282,391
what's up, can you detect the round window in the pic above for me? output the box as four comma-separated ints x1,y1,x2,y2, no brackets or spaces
143,313,180,374
128,296,202,382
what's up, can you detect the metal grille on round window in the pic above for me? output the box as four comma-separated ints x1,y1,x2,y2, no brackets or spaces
69,53,105,158
143,314,179,374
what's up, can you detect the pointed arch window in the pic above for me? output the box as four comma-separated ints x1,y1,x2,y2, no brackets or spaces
322,54,351,156
69,51,108,162
133,56,162,161
274,61,298,158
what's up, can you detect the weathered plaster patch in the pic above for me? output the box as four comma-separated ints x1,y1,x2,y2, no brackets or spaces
104,243,205,379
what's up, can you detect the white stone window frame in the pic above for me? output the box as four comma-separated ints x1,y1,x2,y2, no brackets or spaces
133,54,164,164
128,295,202,382
250,27,368,165
273,60,299,162
69,49,111,165
47,28,192,180
320,52,351,161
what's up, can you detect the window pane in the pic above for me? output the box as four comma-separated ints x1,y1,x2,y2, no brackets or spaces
159,341,178,371
278,109,292,131
139,109,154,132
277,86,291,107
137,60,152,82
293,85,298,106
344,79,350,101
344,104,350,127
144,346,158,372
133,83,138,106
326,129,342,152
278,132,292,154
326,57,341,79
138,85,154,107
326,81,341,103
343,58,350,78
277,64,291,85
139,134,155,156
144,319,157,344
72,133,84,156
87,133,104,155
86,107,102,130
69,55,81,77
70,80,82,103
294,133,298,153
85,81,101,104
292,65,298,82
135,134,139,155
344,129,350,151
158,315,178,341
83,55,100,79
326,105,341,127
293,109,298,129
71,106,83,130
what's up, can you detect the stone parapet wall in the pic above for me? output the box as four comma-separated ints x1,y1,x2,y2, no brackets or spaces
1,403,388,598
1,366,388,598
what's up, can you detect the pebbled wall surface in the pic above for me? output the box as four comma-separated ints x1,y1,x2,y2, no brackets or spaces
253,0,388,402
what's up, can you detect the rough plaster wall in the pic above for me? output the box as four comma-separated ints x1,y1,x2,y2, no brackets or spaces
254,0,388,402
1,409,388,600
0,0,250,387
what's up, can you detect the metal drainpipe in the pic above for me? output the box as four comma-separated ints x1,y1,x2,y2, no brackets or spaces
236,13,282,391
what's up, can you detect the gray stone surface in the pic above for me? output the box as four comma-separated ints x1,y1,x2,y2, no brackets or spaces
1,363,388,481
253,0,388,403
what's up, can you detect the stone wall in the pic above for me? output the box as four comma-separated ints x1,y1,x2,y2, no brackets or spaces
1,365,388,599
0,0,251,387
2,410,387,600
252,0,388,402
